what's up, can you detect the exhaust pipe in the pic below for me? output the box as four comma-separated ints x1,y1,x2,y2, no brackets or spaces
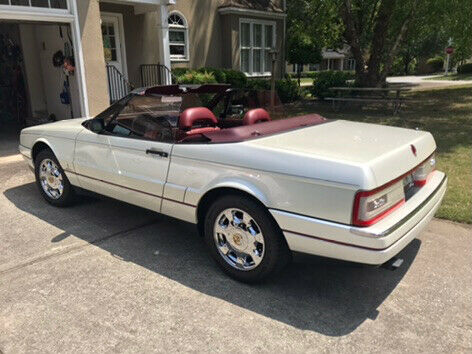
382,257,404,271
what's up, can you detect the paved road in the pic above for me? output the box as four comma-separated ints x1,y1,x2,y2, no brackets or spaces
1,136,471,353
388,75,472,90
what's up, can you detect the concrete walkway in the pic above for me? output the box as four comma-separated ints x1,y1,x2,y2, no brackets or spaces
0,146,471,352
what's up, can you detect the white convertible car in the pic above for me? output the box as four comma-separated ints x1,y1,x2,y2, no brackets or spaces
19,84,447,282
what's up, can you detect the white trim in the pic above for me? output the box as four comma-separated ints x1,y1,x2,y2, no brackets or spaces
0,7,73,22
168,10,189,62
70,0,89,117
239,18,276,76
219,7,286,19
100,12,129,80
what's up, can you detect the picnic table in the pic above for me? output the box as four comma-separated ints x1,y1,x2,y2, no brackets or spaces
326,86,411,114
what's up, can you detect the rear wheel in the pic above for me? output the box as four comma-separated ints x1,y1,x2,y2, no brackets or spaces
204,194,291,283
34,149,75,207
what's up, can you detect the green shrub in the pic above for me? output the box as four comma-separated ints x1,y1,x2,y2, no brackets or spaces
172,68,190,78
457,63,472,74
176,70,217,84
275,79,301,103
245,78,300,103
309,71,354,99
426,56,444,73
196,67,227,83
222,69,247,88
246,79,271,90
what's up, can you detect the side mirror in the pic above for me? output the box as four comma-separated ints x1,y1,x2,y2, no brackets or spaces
89,119,104,133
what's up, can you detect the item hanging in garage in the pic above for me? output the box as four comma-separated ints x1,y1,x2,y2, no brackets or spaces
60,80,70,105
52,50,64,67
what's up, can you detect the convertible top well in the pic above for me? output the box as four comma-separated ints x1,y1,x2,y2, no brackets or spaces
198,114,329,143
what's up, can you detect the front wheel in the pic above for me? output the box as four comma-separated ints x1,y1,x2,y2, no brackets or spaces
204,195,291,283
34,149,75,207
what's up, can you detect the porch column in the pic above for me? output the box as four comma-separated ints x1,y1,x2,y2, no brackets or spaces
75,0,110,115
156,5,171,84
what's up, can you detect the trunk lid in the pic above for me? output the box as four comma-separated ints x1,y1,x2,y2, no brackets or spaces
247,120,436,189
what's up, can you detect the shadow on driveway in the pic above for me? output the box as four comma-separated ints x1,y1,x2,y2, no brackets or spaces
4,183,420,336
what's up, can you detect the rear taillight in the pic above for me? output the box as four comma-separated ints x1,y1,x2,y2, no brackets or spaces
352,153,436,227
352,180,405,227
413,154,436,186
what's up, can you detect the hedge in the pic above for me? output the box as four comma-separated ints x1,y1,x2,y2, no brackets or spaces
309,71,355,99
426,56,444,73
457,63,472,74
172,68,300,103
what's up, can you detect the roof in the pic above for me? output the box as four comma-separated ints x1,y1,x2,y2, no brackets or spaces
218,0,284,13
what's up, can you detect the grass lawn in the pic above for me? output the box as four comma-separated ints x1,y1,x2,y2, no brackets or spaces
283,85,472,224
291,77,313,86
426,73,472,81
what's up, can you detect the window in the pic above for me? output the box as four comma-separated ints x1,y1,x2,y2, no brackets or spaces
101,21,117,62
343,58,356,71
168,12,189,61
2,0,67,9
240,19,275,76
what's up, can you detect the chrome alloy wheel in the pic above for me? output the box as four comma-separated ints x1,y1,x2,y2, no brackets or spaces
213,208,265,271
38,159,64,200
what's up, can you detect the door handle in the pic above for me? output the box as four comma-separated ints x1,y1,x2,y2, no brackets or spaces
146,149,169,158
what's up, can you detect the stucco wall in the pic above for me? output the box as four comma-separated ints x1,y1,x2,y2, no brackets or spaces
171,0,285,78
168,0,223,69
76,0,109,116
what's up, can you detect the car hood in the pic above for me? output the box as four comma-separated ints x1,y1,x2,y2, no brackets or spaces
21,117,88,140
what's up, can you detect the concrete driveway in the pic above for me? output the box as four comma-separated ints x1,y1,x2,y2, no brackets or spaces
1,137,471,353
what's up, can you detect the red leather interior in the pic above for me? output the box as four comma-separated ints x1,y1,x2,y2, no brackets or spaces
179,107,218,130
144,130,160,140
243,108,272,125
186,127,221,136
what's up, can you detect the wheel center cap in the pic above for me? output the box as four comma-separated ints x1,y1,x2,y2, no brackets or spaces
231,232,248,251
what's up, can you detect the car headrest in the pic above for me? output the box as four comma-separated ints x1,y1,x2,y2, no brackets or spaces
179,107,218,130
243,108,271,125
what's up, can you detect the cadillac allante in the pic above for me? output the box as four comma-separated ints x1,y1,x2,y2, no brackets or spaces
19,84,447,282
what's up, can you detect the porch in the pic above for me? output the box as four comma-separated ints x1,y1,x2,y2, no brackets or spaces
99,0,174,103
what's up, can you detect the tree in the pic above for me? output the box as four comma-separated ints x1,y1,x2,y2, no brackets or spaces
286,0,343,85
286,33,322,86
287,0,472,87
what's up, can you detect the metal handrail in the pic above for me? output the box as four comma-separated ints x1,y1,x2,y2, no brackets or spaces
106,64,133,103
140,64,176,87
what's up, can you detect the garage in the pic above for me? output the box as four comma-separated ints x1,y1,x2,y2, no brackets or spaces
0,21,80,151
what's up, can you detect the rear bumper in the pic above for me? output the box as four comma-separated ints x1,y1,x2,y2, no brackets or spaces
270,171,447,265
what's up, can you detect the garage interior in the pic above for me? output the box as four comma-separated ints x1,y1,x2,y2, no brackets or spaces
0,21,80,156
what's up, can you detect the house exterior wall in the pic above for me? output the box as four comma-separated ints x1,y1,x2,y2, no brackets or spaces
168,0,223,69
169,0,286,78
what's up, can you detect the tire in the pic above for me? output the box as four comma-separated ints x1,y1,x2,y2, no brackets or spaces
204,194,291,283
34,148,75,207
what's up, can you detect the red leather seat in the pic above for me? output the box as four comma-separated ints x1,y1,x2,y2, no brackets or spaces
179,107,220,137
243,108,271,125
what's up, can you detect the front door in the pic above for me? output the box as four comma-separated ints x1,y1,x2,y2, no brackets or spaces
101,13,126,76
74,95,174,213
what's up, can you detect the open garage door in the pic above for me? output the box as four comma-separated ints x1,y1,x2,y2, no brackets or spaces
0,21,81,156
